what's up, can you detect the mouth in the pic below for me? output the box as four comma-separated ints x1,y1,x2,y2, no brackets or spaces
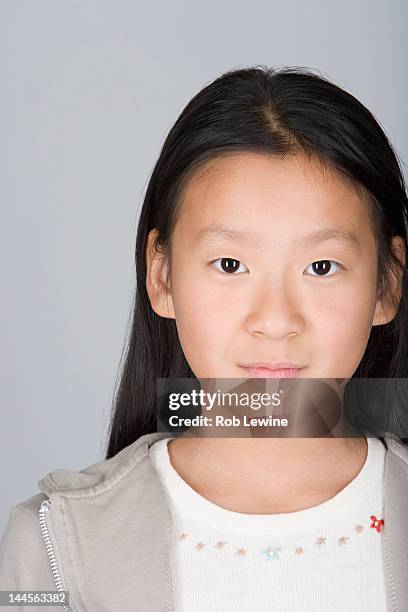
239,362,306,379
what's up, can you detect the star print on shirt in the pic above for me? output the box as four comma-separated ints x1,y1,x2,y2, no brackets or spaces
261,546,281,561
370,515,384,533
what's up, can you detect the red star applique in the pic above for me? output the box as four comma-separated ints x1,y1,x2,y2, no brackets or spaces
370,515,384,533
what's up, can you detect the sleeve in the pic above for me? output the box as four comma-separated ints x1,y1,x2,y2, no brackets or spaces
0,505,60,610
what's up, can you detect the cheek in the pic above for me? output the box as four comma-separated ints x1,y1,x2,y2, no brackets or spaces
309,258,377,331
171,276,237,370
308,280,376,373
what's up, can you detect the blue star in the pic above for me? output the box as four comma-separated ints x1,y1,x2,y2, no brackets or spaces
261,546,282,560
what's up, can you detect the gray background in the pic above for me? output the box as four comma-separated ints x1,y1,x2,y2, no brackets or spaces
1,0,407,533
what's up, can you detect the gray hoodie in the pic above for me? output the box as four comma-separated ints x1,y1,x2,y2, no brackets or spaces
1,431,408,612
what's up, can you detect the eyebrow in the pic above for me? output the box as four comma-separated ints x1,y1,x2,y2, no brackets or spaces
192,223,362,251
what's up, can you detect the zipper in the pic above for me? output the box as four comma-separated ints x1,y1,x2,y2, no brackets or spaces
38,498,75,612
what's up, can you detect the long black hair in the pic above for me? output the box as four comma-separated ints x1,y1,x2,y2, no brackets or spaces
105,65,408,459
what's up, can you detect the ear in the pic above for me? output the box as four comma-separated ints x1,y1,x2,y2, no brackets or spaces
372,235,406,326
145,228,175,319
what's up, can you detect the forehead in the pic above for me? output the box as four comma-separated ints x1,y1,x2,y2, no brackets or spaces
175,151,373,237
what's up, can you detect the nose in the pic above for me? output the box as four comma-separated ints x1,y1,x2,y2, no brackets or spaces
245,277,304,339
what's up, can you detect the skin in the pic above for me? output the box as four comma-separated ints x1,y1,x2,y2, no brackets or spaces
145,152,406,513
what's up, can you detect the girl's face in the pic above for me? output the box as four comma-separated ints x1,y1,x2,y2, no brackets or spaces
146,152,402,379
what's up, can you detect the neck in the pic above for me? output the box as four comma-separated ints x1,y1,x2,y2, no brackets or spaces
167,435,368,514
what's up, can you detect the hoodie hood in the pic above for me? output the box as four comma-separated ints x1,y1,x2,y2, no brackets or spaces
37,431,171,497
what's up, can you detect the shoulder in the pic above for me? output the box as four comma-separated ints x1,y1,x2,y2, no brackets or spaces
0,432,169,589
0,493,55,590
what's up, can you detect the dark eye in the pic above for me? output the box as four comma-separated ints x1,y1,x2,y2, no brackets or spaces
304,260,344,277
212,258,248,274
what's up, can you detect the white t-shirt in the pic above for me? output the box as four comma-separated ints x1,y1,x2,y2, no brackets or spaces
150,435,387,611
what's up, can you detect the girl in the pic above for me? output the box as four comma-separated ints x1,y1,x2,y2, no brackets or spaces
1,65,408,612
